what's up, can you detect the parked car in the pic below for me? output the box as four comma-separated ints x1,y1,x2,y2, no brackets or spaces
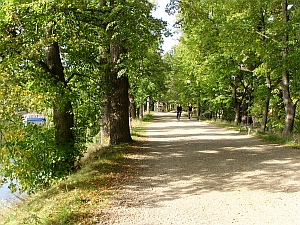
22,113,46,125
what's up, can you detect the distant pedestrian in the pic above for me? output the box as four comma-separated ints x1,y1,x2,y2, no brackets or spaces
176,104,182,120
188,104,192,120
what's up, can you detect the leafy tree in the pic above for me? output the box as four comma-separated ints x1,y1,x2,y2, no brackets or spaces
0,0,166,193
169,0,300,135
96,0,165,144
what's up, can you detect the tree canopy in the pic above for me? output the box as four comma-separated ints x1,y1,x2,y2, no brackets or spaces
168,0,300,134
0,0,167,193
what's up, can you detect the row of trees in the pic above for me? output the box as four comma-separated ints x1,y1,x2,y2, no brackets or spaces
167,0,300,135
0,0,169,193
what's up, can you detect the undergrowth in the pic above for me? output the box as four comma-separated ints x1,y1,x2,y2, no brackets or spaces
207,119,300,149
0,114,153,225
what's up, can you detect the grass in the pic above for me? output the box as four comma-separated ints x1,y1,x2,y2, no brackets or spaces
207,119,300,149
206,119,240,132
256,132,300,148
0,115,153,225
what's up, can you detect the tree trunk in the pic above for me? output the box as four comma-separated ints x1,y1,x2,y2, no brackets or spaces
109,74,132,145
261,95,270,132
234,103,241,125
146,97,150,114
197,99,200,120
109,40,132,145
99,0,132,145
281,71,295,135
139,103,144,120
281,0,295,136
258,9,271,133
44,40,74,146
129,92,137,119
231,84,240,125
100,98,110,146
98,0,132,145
261,72,271,132
99,60,111,146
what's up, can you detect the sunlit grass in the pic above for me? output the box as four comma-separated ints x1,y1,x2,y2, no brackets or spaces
130,113,153,139
2,146,128,224
256,132,300,149
0,115,152,225
206,120,240,132
208,119,300,149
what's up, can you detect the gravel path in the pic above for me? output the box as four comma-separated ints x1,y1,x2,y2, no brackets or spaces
103,112,300,225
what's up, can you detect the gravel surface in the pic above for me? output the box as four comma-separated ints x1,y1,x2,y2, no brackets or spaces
101,112,300,225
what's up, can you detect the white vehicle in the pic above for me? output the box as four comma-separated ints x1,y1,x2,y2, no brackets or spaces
22,113,46,125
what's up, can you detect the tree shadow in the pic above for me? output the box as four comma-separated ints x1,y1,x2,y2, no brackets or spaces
119,112,300,208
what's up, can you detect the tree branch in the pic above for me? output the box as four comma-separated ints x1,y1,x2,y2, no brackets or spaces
66,73,98,84
256,31,278,43
38,60,51,74
238,64,253,73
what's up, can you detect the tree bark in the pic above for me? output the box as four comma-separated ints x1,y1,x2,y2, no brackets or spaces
109,74,132,145
281,0,295,136
139,103,144,120
100,84,110,146
108,40,132,145
281,71,295,135
231,84,241,125
261,95,270,132
44,39,74,146
146,97,150,114
258,8,271,132
129,91,137,119
99,0,132,145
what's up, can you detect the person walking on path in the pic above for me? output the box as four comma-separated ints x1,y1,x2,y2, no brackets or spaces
188,103,193,120
176,104,182,120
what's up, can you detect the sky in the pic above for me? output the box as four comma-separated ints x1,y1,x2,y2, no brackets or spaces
151,0,179,53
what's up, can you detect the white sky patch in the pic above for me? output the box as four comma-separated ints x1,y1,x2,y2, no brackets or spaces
152,0,180,53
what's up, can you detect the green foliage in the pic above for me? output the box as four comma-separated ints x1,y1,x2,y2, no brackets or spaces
167,0,300,132
0,122,84,194
142,113,153,122
0,0,166,193
0,118,148,225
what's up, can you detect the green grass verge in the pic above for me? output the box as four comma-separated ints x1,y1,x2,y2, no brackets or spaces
206,120,240,132
207,119,300,149
0,115,153,225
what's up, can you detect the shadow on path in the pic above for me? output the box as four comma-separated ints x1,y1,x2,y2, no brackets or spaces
105,112,300,224
122,112,300,207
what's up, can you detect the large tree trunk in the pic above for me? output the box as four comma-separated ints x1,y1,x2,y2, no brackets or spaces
44,41,74,146
109,40,132,145
99,0,132,145
281,0,295,136
109,74,132,145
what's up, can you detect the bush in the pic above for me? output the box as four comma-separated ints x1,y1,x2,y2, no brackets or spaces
0,123,83,194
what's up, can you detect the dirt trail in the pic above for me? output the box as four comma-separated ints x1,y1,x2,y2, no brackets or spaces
102,112,300,225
